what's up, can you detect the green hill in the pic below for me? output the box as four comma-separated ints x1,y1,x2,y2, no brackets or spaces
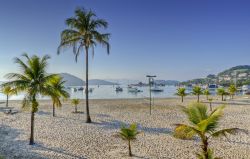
181,65,250,87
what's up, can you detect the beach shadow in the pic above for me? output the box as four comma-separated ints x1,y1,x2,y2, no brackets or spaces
37,110,51,116
96,113,111,118
95,120,173,135
34,143,87,159
0,124,88,159
202,101,250,106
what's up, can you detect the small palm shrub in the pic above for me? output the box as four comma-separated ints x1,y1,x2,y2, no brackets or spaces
176,88,187,102
217,88,228,101
203,89,210,100
71,99,80,113
119,123,140,157
228,84,237,99
174,102,246,159
192,86,203,102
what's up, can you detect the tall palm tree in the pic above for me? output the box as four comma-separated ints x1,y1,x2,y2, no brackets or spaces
119,123,140,157
228,84,237,99
174,102,245,159
217,88,227,101
72,98,80,113
203,89,210,100
192,86,203,102
1,54,57,145
48,76,70,117
176,87,187,102
57,7,110,123
1,86,16,107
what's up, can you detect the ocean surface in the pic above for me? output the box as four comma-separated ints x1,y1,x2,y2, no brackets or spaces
0,85,182,100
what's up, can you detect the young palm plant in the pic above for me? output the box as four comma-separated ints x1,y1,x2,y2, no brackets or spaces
174,102,245,159
217,88,227,101
1,54,58,145
176,87,187,102
203,89,210,100
192,86,203,102
48,76,70,117
1,85,16,107
72,98,80,113
228,84,237,99
57,7,110,123
119,123,140,157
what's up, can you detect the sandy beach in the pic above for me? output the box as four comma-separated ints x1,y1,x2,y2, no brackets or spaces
0,96,250,159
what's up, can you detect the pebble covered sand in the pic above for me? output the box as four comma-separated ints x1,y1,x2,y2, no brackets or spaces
0,97,250,159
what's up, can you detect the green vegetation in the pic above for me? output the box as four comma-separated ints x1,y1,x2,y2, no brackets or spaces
72,98,80,113
1,85,16,107
228,84,237,99
49,76,70,117
217,88,228,101
176,88,187,102
192,86,203,103
1,54,58,145
203,89,210,100
181,65,250,87
174,102,244,159
58,7,110,123
119,123,140,157
208,98,213,111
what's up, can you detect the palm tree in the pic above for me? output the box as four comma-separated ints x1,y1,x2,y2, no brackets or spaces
57,7,110,123
1,54,57,145
72,98,80,113
203,89,210,100
49,76,70,117
174,102,245,159
192,86,203,102
1,86,16,107
208,98,213,111
119,123,140,157
176,88,187,102
228,84,237,99
217,88,227,101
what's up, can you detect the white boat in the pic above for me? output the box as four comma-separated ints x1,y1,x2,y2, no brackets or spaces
242,85,250,95
127,86,142,93
150,86,164,92
115,86,123,92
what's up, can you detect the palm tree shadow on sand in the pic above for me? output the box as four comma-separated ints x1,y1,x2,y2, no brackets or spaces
93,120,173,135
0,124,87,159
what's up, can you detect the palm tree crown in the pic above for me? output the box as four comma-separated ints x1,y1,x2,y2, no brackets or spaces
176,87,187,102
192,86,203,102
228,84,237,99
217,88,228,101
1,85,16,107
57,7,110,60
174,102,245,159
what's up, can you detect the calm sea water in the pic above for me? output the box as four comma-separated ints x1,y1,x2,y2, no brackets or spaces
0,85,180,100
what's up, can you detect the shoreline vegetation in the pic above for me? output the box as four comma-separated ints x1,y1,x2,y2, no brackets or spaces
0,97,250,158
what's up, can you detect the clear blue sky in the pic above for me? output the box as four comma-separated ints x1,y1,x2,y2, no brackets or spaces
0,0,250,81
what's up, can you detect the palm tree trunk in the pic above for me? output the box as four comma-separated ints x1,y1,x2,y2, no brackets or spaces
52,103,55,117
85,46,91,123
206,95,208,100
209,102,212,111
181,96,183,102
221,95,223,101
128,140,132,157
75,105,77,113
30,111,35,145
6,95,8,107
197,95,200,103
202,137,209,159
30,96,37,145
